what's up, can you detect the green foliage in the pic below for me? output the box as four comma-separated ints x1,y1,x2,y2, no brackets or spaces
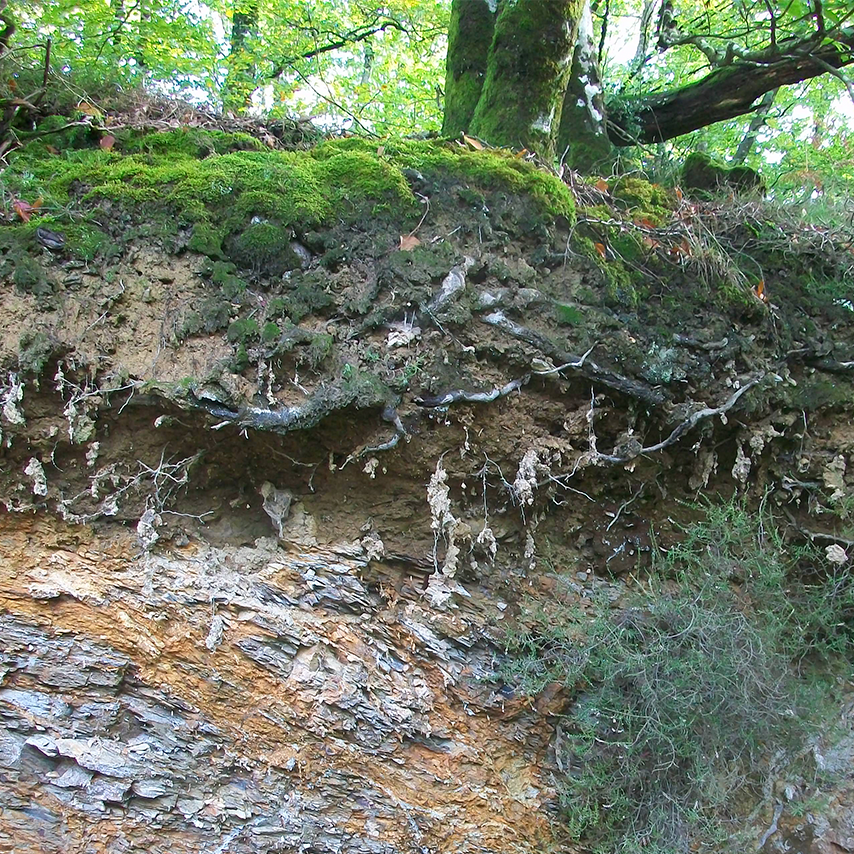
504,501,852,853
7,0,448,132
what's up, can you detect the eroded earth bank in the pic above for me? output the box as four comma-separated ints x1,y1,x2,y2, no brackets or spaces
0,127,853,853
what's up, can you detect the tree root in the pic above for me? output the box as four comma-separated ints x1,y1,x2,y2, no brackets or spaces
415,375,529,407
481,310,667,407
594,373,766,464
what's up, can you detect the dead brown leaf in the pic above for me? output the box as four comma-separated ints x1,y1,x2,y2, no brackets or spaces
399,234,421,251
12,198,43,223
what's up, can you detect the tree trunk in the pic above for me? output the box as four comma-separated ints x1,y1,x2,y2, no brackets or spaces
441,0,498,138
223,0,259,114
556,0,612,173
467,0,583,158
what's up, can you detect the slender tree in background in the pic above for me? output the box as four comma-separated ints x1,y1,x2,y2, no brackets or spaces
223,0,259,113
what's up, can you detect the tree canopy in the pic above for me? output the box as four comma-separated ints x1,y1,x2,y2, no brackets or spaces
2,0,854,197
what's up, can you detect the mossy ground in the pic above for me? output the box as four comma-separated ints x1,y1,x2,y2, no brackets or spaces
3,129,574,256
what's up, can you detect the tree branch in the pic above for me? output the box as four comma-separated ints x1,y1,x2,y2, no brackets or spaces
609,28,854,144
267,19,404,79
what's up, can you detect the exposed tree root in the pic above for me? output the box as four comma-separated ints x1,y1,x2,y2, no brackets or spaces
593,373,766,464
481,310,667,406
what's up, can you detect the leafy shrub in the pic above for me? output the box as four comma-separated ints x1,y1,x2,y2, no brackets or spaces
504,501,852,854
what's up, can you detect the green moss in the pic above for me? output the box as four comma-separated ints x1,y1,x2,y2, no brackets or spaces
466,0,582,158
18,331,56,376
603,261,640,308
230,343,250,373
441,0,494,137
209,260,247,299
6,247,51,296
227,317,260,344
307,332,334,367
575,235,641,307
342,369,394,408
5,137,418,237
555,303,584,326
579,204,616,222
62,223,120,261
316,138,575,221
262,321,281,343
682,152,764,196
784,376,853,411
266,273,333,322
457,187,487,208
610,177,674,226
118,128,265,158
229,221,298,275
610,230,645,263
179,297,232,339
188,222,225,258
3,130,575,288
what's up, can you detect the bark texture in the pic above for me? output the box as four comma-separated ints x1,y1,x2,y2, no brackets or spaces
609,33,854,145
468,0,583,157
441,0,497,138
556,0,612,172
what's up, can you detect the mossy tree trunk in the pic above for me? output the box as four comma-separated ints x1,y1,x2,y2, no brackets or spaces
223,0,258,115
556,0,612,173
441,0,498,138
463,0,583,159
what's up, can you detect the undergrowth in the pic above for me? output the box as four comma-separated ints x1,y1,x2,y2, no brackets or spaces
504,500,853,854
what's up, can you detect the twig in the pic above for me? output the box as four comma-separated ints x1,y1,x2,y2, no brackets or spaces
810,55,854,104
607,484,646,530
532,342,599,374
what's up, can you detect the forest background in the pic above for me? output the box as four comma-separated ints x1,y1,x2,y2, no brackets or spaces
3,0,854,213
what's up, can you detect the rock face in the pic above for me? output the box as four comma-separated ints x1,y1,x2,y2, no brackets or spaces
1,130,853,852
0,520,553,853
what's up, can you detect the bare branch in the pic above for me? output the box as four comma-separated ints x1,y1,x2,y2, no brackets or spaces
268,19,405,80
